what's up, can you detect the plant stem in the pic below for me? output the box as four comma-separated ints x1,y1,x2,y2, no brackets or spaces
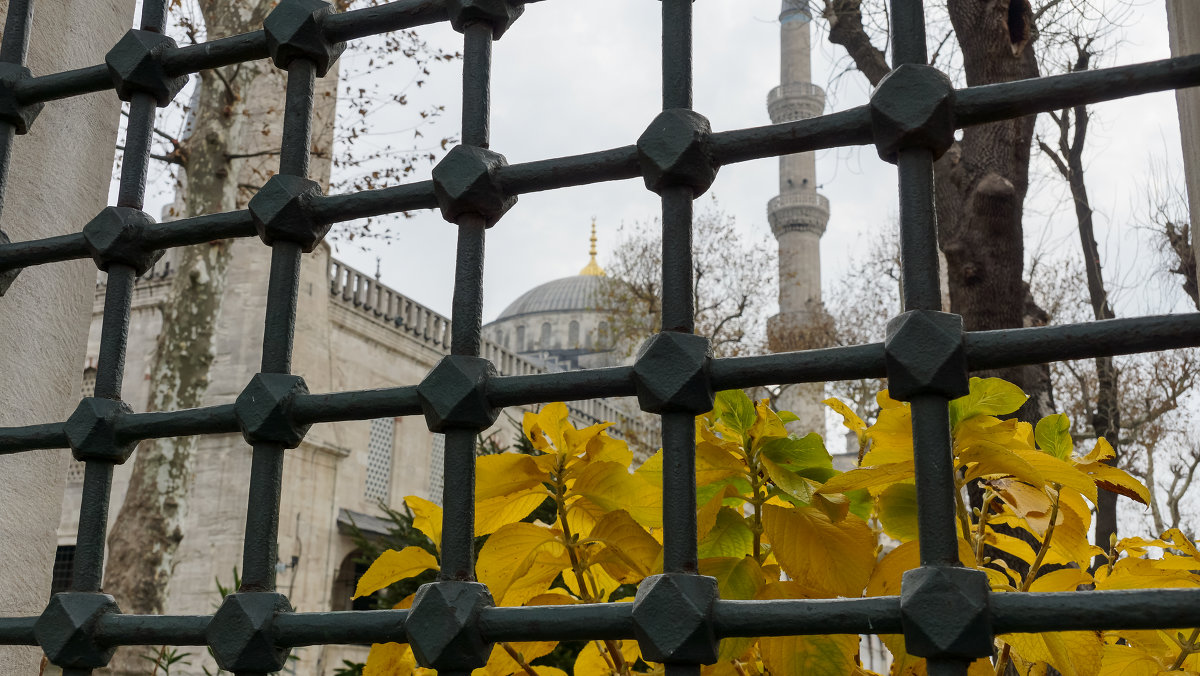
501,642,540,676
994,484,1063,676
1170,627,1200,670
974,492,996,565
954,477,973,543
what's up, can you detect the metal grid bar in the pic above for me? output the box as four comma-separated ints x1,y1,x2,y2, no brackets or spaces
0,0,1193,672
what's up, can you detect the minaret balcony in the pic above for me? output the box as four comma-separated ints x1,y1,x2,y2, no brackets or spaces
768,192,829,237
767,82,825,123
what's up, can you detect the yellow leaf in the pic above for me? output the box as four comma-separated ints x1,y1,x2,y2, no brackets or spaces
1098,644,1163,676
575,640,640,676
1013,449,1098,504
959,443,1046,488
1163,528,1200,562
365,642,416,676
476,453,546,501
572,461,662,528
697,487,726,541
760,634,860,676
949,377,1028,426
476,523,568,606
984,531,1039,565
762,456,818,503
989,478,1052,528
355,547,439,599
582,430,631,467
475,490,549,537
406,495,442,552
525,590,579,606
816,462,914,495
1002,631,1103,676
701,556,767,600
1082,437,1116,464
588,509,662,582
1094,556,1200,590
876,482,919,542
762,503,875,598
1078,462,1151,506
479,641,558,676
863,406,913,465
1028,568,1092,592
824,398,866,433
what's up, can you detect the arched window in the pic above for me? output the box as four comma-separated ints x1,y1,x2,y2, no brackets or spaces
598,321,610,349
540,322,551,349
331,550,377,612
516,325,526,351
568,321,580,347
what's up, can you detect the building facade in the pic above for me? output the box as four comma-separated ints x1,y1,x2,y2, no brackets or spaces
55,236,649,675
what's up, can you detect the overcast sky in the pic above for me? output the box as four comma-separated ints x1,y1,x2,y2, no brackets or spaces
137,1,1190,325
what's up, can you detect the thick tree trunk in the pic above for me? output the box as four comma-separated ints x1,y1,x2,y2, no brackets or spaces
101,3,276,673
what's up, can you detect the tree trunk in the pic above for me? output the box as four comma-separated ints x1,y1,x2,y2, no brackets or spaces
101,2,279,673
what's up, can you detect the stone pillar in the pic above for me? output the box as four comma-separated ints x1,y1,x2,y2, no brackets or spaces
1167,0,1200,278
0,0,134,671
766,0,829,434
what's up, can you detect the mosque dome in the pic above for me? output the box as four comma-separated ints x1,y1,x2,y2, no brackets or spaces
496,274,605,321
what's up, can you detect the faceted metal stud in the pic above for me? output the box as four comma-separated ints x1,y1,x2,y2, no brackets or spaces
35,593,119,669
901,566,993,659
263,0,346,77
82,207,165,275
406,581,494,671
248,174,329,253
416,355,499,432
207,592,293,673
869,64,956,163
445,0,525,40
0,63,43,134
632,332,714,414
65,397,136,464
884,310,969,401
636,108,719,197
431,145,516,227
632,574,719,664
105,30,188,106
235,373,311,448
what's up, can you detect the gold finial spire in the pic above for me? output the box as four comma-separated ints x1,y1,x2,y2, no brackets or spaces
580,219,605,276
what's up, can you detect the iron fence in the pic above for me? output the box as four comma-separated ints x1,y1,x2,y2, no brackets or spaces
0,0,1198,674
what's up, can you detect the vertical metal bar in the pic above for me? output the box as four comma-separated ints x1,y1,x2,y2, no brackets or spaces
897,149,940,312
910,394,958,566
435,19,494,591
461,22,491,149
889,0,927,67
661,0,692,110
69,0,171,603
0,0,33,222
239,54,316,591
661,412,697,573
660,187,694,333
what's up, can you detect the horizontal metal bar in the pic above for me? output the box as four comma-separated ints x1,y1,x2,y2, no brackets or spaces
0,617,35,644
714,597,903,637
140,209,257,248
311,181,438,224
323,0,450,42
275,609,408,646
496,146,641,195
957,53,1200,129
14,64,109,104
292,387,423,424
94,614,210,646
710,106,875,166
481,604,633,642
0,233,88,271
991,589,1200,633
0,422,66,453
115,404,240,441
710,343,887,390
966,313,1200,371
162,32,269,76
487,367,633,408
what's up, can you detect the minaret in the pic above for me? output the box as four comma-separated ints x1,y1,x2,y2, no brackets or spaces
580,220,605,277
766,0,830,434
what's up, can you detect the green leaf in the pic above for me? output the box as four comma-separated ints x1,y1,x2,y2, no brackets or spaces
759,433,832,471
876,483,919,542
949,377,1028,428
698,508,754,558
713,389,756,435
1035,413,1073,460
762,457,818,504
